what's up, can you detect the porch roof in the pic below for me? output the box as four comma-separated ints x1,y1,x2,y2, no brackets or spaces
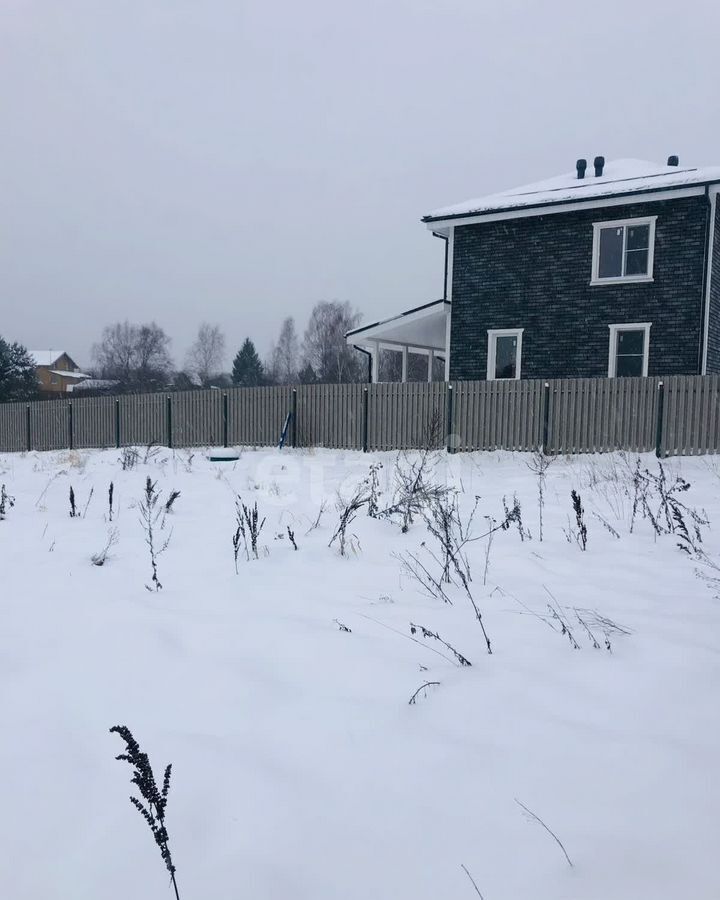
345,299,450,354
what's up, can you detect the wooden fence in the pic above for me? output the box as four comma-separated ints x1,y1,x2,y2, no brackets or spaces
2,376,720,456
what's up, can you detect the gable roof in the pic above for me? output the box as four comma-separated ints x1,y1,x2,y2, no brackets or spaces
423,159,720,223
29,350,74,368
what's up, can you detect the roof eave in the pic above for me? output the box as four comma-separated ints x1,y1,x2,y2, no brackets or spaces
345,298,450,340
422,179,720,226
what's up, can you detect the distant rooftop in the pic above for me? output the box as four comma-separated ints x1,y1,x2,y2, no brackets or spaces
50,370,89,379
424,158,720,222
28,350,69,367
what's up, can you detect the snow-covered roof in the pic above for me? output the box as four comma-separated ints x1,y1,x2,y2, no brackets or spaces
424,158,720,222
71,379,118,392
50,370,89,379
29,350,69,367
346,299,449,352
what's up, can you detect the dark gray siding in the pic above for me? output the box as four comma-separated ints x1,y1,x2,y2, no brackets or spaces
705,201,720,373
449,195,708,380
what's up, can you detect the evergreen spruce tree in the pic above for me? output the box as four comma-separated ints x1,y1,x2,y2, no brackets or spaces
0,338,38,401
297,361,317,384
231,338,264,386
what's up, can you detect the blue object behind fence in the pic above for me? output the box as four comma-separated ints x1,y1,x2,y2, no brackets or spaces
278,411,293,449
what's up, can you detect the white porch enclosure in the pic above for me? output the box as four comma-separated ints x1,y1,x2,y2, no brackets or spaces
346,299,450,382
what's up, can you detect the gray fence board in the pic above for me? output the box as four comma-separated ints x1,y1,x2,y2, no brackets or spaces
118,394,166,446
296,383,364,449
662,375,720,455
4,376,720,457
367,382,447,451
172,390,223,447
452,379,544,451
0,403,27,452
547,377,658,454
30,402,67,452
73,396,116,449
228,386,292,447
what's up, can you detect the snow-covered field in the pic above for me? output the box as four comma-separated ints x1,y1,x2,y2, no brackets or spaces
1,445,719,900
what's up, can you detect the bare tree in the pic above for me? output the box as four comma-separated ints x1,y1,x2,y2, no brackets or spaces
93,321,173,391
92,321,136,384
135,323,173,386
185,323,226,387
302,300,364,383
268,317,299,384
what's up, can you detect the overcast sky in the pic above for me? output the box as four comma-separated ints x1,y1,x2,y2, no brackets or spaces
2,0,719,369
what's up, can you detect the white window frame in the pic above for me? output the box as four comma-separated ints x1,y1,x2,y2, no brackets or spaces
608,322,651,378
591,216,657,285
487,328,523,381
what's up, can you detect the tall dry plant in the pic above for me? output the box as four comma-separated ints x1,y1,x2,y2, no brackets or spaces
110,725,180,899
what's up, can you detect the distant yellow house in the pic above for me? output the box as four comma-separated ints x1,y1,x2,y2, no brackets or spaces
29,350,90,394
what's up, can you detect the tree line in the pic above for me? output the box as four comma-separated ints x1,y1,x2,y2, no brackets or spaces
0,300,367,401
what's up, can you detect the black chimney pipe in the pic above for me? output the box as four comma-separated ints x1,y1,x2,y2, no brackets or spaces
576,158,587,180
594,156,605,177
667,155,679,167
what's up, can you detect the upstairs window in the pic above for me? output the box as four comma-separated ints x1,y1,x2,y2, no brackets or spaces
592,217,656,284
487,329,523,380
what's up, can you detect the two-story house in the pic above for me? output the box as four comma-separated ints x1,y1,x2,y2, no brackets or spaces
30,350,90,393
348,157,720,382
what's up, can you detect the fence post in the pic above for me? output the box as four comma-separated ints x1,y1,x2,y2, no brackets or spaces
222,393,229,448
362,387,369,452
655,380,665,458
542,382,551,453
291,388,297,448
26,404,31,452
166,396,173,449
115,399,121,449
68,401,73,450
446,383,455,453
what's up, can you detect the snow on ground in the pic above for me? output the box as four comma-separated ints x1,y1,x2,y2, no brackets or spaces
1,446,719,900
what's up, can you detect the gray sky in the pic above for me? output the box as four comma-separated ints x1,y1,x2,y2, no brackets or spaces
2,0,719,369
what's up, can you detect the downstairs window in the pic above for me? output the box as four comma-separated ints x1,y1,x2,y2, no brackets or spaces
487,329,523,380
608,323,651,377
